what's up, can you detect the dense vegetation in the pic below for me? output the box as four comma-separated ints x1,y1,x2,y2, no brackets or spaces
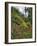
11,7,32,39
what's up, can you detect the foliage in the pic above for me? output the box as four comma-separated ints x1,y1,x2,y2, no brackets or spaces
11,7,32,39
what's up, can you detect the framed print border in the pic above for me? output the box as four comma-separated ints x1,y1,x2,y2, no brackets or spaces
5,2,36,44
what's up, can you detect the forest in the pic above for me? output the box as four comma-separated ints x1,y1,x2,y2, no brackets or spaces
11,6,32,39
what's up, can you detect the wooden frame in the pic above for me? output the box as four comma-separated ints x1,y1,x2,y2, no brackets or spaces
5,2,36,44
